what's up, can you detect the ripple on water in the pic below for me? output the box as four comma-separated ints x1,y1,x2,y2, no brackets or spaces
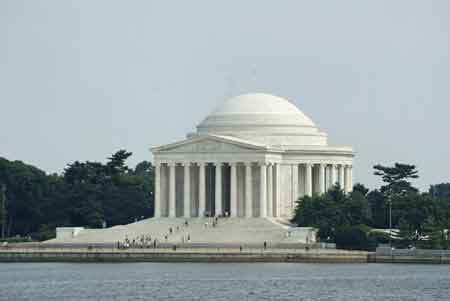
0,263,449,300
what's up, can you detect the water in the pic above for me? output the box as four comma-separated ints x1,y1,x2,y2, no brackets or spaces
0,263,449,300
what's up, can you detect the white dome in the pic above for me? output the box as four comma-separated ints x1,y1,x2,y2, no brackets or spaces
196,93,328,147
210,93,315,126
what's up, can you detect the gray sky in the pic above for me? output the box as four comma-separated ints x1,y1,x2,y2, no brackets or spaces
1,0,449,191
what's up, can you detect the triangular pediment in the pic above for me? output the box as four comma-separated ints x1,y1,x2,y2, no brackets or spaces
152,135,268,153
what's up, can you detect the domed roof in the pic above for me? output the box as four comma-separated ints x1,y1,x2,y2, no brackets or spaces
196,93,327,147
208,93,315,126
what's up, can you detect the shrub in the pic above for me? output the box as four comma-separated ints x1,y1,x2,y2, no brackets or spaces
335,225,377,251
369,231,390,244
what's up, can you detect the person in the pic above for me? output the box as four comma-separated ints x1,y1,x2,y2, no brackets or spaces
153,239,157,248
306,236,309,244
185,220,189,227
187,234,191,242
263,241,267,250
164,235,168,241
239,245,242,252
169,227,173,234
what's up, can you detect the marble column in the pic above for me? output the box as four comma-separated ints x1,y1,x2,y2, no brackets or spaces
259,163,267,217
198,162,206,217
230,162,238,217
292,164,299,204
349,166,353,192
305,163,313,197
339,164,345,189
215,162,222,216
245,162,253,218
183,162,191,218
274,163,281,217
344,165,353,193
168,162,176,218
154,162,161,218
331,164,337,187
267,163,273,217
319,164,325,195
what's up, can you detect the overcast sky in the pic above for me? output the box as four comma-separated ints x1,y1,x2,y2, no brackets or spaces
1,0,449,190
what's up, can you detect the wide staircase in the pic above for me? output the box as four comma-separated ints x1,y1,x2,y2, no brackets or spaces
48,217,314,245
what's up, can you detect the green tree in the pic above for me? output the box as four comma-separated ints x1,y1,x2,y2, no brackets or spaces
335,225,376,251
367,189,387,228
422,216,445,249
353,183,369,196
429,183,450,198
0,184,7,238
396,217,414,247
373,163,419,196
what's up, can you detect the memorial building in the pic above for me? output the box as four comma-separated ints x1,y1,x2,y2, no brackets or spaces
152,93,354,219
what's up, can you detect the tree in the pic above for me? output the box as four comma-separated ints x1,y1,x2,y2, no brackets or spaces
373,163,419,196
0,184,6,238
107,150,132,175
422,216,445,249
335,225,376,251
292,186,369,241
367,190,387,228
353,183,369,196
342,190,370,226
429,183,450,198
396,217,414,247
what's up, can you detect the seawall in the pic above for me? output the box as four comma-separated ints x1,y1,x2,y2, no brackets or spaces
0,248,368,263
369,248,450,264
2,247,450,264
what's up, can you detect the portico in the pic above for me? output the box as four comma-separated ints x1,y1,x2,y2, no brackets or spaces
154,159,353,218
152,93,354,219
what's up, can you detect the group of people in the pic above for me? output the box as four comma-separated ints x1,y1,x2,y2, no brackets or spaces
117,219,193,249
164,220,191,243
117,234,158,249
203,216,221,229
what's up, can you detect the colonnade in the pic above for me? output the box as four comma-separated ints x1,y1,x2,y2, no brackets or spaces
154,162,352,218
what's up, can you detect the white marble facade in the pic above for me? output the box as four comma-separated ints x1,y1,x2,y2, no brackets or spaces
152,93,354,219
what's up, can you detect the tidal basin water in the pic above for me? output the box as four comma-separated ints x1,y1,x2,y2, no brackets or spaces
0,263,449,300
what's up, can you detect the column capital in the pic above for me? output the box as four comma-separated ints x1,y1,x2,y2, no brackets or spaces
182,162,191,167
213,162,223,167
229,162,238,167
258,162,267,167
168,162,177,167
244,162,253,167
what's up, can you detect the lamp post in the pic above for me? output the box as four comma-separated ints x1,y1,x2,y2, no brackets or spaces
388,195,392,250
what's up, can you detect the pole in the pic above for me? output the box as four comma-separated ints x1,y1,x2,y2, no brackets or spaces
389,195,392,250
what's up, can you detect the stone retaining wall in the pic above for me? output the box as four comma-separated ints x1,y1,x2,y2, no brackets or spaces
369,247,450,264
0,248,367,263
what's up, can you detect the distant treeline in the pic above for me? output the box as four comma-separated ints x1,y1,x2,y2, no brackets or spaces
292,163,450,250
0,150,153,240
